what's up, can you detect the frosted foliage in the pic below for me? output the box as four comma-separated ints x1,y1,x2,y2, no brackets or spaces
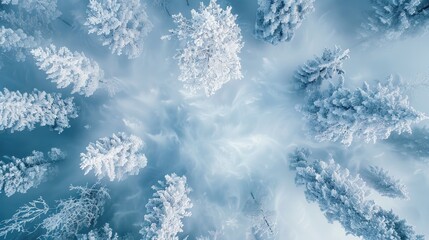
140,174,192,240
85,0,153,59
295,46,350,90
165,0,244,96
41,184,110,239
31,45,105,97
78,223,119,240
0,26,37,61
0,0,60,20
0,148,64,197
80,132,147,181
364,0,429,40
290,148,424,240
0,88,78,133
362,165,409,199
255,0,315,44
298,79,426,146
0,197,49,238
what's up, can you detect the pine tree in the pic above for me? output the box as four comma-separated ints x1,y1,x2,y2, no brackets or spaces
362,165,408,199
31,44,105,97
139,174,192,240
364,0,429,40
0,148,65,197
255,0,315,44
0,0,60,22
80,132,147,181
41,184,110,239
289,148,424,240
295,46,350,90
85,0,153,59
0,88,78,133
0,26,37,61
163,0,244,96
298,79,426,146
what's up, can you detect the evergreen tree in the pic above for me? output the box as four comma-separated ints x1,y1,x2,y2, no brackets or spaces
0,88,78,133
0,148,65,197
32,44,105,97
80,132,147,181
0,26,37,61
140,174,192,240
364,0,429,40
85,0,153,59
163,0,244,96
295,46,350,90
255,0,315,44
298,79,426,146
289,148,424,240
362,165,408,199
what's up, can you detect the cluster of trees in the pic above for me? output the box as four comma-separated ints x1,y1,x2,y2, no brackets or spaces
1,0,429,239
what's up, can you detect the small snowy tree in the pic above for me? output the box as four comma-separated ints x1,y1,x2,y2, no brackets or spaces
77,223,119,240
163,0,244,96
289,148,424,240
295,46,350,90
41,184,110,239
139,174,193,240
0,88,78,133
85,0,153,59
0,26,37,61
362,165,409,199
298,79,427,146
0,197,49,238
364,0,429,40
80,132,147,181
245,192,277,240
31,45,105,97
255,0,315,44
0,148,65,197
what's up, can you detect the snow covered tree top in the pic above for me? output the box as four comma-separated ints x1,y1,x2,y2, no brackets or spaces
364,0,429,41
290,148,424,240
362,165,409,199
31,44,105,97
85,0,153,59
255,0,315,44
298,79,427,146
80,132,147,181
0,26,38,61
164,0,244,96
0,0,60,21
0,148,65,197
0,88,78,133
295,46,350,90
140,173,192,240
77,223,119,240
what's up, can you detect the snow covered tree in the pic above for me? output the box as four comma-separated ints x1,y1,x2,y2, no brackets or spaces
245,192,277,240
80,132,147,181
85,0,153,59
295,46,350,90
289,148,424,240
364,0,429,40
0,0,61,22
0,148,65,197
0,197,49,238
255,0,315,44
298,79,426,146
387,126,429,159
77,223,119,240
0,26,37,61
41,183,110,239
31,45,105,97
139,173,192,240
163,0,244,96
0,88,78,133
362,165,409,199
